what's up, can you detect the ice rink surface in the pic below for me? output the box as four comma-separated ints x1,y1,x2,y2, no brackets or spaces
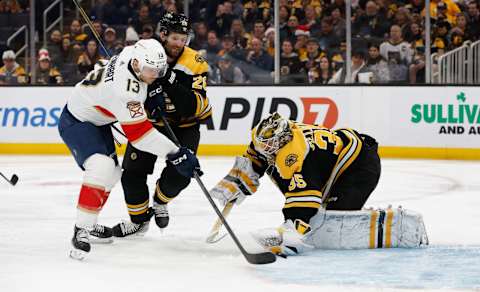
1,155,480,292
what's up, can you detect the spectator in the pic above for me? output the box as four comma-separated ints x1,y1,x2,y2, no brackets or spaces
251,19,266,42
60,36,77,65
162,0,177,14
190,22,209,50
432,21,450,52
404,22,424,47
131,4,153,34
427,0,460,25
330,6,346,40
317,17,341,51
279,5,290,29
206,30,222,61
329,50,372,84
141,23,157,40
245,37,273,82
308,56,334,84
77,40,102,74
409,46,426,84
393,7,412,35
449,13,472,45
294,28,310,58
280,39,305,83
303,5,321,36
380,24,414,65
366,43,390,83
0,0,23,13
149,0,166,24
264,27,275,57
118,0,141,25
466,0,480,40
47,29,63,69
230,18,250,49
213,53,245,83
85,19,108,42
218,34,245,61
353,0,390,39
280,15,299,44
300,38,325,71
125,26,140,46
67,19,88,47
209,2,234,38
90,0,122,25
33,49,63,85
0,50,27,85
101,27,122,57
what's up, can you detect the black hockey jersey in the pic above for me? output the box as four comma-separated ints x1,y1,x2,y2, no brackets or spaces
147,46,211,128
244,122,364,222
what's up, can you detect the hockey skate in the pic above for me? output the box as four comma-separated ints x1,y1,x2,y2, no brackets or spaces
112,220,150,237
89,224,114,244
70,226,91,260
152,202,169,229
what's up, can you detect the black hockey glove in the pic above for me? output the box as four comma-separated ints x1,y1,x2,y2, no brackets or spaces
158,68,177,88
167,147,203,178
144,89,165,120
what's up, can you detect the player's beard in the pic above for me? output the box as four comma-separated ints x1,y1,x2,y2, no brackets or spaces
165,44,182,59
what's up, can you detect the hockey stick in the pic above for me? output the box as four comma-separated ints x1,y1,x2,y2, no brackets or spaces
0,172,18,186
72,0,275,264
206,201,234,243
160,117,276,265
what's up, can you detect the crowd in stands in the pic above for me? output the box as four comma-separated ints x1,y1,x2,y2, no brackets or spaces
1,0,480,85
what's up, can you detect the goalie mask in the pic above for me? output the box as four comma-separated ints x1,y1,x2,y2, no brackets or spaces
253,112,293,157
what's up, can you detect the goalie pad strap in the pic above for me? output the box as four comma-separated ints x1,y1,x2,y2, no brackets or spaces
224,175,253,196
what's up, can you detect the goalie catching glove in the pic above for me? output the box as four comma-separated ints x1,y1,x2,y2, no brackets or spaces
251,219,314,256
210,156,260,206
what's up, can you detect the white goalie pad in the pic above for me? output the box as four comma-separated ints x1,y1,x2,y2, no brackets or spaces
251,207,428,254
306,207,429,249
210,156,260,206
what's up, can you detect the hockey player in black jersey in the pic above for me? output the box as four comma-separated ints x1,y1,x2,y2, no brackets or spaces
210,112,382,255
112,13,211,237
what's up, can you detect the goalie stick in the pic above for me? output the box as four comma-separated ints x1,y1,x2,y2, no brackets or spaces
0,172,18,186
206,201,234,243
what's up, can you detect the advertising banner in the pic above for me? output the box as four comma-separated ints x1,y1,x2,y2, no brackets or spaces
0,86,479,156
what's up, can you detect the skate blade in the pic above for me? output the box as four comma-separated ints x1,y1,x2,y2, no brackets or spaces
90,237,114,244
69,249,87,260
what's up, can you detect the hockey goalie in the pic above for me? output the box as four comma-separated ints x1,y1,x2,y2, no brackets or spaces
210,112,428,256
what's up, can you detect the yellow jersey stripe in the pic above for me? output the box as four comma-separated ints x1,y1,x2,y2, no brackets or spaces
369,210,378,249
385,209,394,248
128,208,149,215
284,201,321,209
285,190,322,198
155,184,173,203
126,200,149,209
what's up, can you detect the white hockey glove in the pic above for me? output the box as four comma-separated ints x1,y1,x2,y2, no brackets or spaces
210,156,260,206
251,219,314,256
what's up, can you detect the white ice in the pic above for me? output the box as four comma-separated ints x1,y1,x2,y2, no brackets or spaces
1,155,480,292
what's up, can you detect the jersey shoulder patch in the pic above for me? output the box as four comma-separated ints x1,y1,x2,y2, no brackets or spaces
174,47,209,75
275,128,309,180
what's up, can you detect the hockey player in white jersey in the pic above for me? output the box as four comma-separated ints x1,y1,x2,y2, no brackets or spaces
58,39,201,260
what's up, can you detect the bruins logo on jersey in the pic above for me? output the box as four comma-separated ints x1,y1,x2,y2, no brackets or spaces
285,153,298,167
195,54,205,63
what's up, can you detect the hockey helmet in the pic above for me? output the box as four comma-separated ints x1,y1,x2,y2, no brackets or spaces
253,112,293,156
158,12,191,35
132,39,168,79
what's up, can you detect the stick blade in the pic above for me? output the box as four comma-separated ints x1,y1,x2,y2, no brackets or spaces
10,174,18,186
245,252,277,265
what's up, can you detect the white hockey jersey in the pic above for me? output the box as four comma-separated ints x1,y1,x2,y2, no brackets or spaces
67,45,177,158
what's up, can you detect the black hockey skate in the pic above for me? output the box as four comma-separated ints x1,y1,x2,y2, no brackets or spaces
70,226,90,260
152,202,169,229
89,224,114,244
112,220,150,237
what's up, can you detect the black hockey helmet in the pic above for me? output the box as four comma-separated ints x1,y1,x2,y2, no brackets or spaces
159,12,191,35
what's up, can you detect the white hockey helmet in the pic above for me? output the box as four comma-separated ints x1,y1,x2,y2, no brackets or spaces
132,39,168,79
253,112,293,157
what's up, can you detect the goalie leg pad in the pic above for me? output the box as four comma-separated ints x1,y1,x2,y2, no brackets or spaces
307,207,429,249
